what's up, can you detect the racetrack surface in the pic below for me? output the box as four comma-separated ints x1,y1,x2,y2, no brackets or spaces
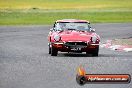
0,23,132,88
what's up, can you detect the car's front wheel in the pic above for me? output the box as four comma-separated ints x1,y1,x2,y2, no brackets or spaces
48,45,51,54
51,45,58,56
92,47,99,56
86,46,99,56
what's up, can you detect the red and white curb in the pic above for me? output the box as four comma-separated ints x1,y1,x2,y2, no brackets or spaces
100,40,132,52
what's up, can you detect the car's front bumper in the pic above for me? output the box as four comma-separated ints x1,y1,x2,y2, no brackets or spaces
50,42,99,52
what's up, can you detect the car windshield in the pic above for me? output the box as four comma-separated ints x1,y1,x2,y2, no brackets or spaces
55,22,91,31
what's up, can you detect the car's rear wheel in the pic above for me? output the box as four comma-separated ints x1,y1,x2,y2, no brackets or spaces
51,45,58,56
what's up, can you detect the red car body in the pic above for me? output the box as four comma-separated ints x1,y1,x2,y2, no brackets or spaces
48,19,100,56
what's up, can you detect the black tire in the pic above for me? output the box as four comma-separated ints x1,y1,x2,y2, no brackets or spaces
48,45,51,54
86,52,89,55
92,47,99,56
51,45,58,56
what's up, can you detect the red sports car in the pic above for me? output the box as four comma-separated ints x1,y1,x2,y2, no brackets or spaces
48,19,100,56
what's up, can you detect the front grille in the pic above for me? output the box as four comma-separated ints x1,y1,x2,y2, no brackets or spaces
64,42,87,48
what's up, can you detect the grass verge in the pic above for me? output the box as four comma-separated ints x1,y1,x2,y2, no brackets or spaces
0,10,132,25
0,0,132,25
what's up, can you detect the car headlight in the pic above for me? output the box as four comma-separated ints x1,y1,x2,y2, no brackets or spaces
91,36,97,43
54,35,61,42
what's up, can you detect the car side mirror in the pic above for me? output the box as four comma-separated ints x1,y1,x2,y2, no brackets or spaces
90,28,95,32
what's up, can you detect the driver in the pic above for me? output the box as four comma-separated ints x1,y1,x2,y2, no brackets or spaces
59,23,66,30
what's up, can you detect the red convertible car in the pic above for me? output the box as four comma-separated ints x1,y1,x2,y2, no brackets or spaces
48,19,100,56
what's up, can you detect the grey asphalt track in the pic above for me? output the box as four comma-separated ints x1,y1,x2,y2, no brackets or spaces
0,23,132,88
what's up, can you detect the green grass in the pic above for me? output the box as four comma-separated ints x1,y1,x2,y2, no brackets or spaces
0,11,132,25
0,0,132,25
1,0,132,10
